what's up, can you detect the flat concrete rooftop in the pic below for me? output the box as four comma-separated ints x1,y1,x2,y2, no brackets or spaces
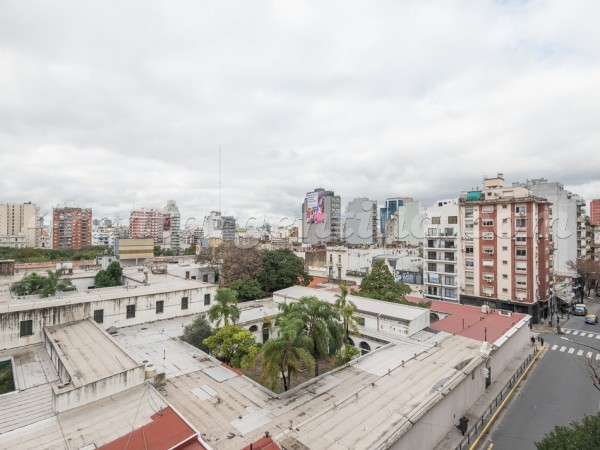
113,316,483,449
45,319,140,387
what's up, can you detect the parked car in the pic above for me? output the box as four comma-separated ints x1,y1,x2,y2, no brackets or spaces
573,304,588,316
585,314,598,324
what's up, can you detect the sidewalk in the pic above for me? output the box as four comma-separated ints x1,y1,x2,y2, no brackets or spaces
433,343,539,450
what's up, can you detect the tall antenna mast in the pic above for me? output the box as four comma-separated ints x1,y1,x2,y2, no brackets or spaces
219,146,222,213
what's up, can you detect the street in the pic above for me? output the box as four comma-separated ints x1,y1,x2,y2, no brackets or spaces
488,297,600,449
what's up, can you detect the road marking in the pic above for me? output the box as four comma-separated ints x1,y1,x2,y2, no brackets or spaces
569,348,575,354
565,329,572,334
596,354,600,360
587,352,593,358
595,335,600,339
573,331,579,335
551,344,558,351
577,350,584,356
560,346,567,352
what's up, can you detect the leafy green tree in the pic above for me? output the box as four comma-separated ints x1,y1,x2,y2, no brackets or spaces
258,249,312,293
10,270,74,297
229,278,264,301
208,288,240,327
281,296,343,377
40,269,75,297
333,344,360,367
261,317,314,392
535,412,600,449
203,325,258,368
181,315,213,353
184,244,197,255
334,285,360,344
94,261,123,288
358,261,416,304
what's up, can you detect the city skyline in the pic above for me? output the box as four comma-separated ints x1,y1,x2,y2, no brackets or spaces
1,1,599,225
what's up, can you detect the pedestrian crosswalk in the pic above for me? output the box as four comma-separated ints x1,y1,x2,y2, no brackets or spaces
563,328,600,339
549,343,600,359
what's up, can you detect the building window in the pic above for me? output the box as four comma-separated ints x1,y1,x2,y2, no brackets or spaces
502,246,508,251
20,320,33,337
515,233,527,244
502,288,508,293
516,276,527,287
465,208,473,218
483,232,494,240
483,246,494,255
465,246,474,254
482,206,494,213
515,218,526,228
483,273,494,282
181,297,189,310
338,255,341,264
516,249,527,259
428,263,436,271
202,274,209,282
515,205,526,215
93,309,104,324
126,304,136,319
431,217,441,225
502,274,508,279
156,300,164,314
444,264,454,273
465,259,474,268
482,219,493,227
448,216,458,224
204,294,211,306
516,261,527,272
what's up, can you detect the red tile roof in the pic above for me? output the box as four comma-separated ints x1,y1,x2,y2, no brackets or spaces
405,296,528,343
98,406,203,450
241,435,280,450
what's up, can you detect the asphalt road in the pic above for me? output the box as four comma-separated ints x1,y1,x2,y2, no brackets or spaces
488,297,600,449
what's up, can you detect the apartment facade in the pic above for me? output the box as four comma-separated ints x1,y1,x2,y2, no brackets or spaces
0,202,39,248
513,179,586,277
163,200,181,250
590,199,600,226
345,198,377,245
458,174,552,322
129,209,163,242
52,207,92,250
423,199,460,303
302,188,341,245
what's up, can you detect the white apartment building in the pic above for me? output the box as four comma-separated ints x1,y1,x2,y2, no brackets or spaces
423,199,460,302
0,202,39,248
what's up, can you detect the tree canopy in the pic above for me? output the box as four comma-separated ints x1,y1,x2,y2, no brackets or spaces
229,278,264,301
220,244,264,285
203,325,259,368
94,261,123,288
0,245,111,263
535,412,600,449
180,315,213,353
567,259,600,300
258,249,312,293
10,270,75,297
357,261,429,307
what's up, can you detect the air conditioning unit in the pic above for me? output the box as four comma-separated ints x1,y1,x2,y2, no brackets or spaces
484,292,493,297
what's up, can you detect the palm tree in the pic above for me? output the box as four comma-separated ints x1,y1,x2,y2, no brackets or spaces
334,285,360,344
260,317,314,392
284,296,343,377
208,288,240,327
41,269,75,297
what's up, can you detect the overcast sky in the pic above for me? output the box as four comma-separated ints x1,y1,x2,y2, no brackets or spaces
1,0,599,229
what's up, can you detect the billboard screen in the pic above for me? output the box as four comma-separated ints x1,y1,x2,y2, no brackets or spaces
306,191,325,224
163,214,171,231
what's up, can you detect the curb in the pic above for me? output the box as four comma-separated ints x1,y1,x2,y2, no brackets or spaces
468,345,545,450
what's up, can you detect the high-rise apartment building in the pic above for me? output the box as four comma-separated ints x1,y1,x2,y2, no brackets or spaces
0,202,39,248
512,179,586,276
380,197,411,234
423,199,460,303
458,174,552,322
52,207,92,250
302,188,341,245
345,198,377,245
129,209,163,242
590,199,600,226
163,200,181,250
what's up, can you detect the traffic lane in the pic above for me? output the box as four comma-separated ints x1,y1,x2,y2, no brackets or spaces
490,346,599,449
